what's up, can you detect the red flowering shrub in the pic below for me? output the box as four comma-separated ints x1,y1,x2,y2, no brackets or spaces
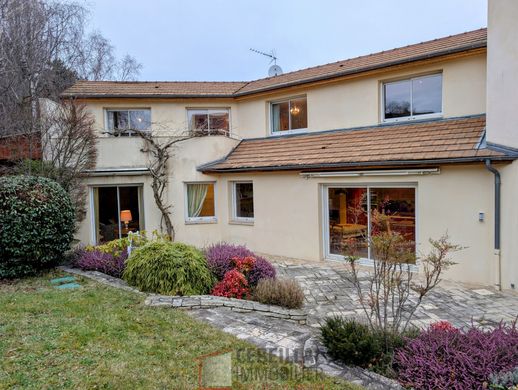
211,269,250,299
430,320,458,332
394,322,518,390
233,256,256,273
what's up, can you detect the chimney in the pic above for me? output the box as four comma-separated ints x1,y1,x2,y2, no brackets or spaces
486,0,518,149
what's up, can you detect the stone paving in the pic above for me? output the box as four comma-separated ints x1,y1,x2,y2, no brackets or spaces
188,260,518,389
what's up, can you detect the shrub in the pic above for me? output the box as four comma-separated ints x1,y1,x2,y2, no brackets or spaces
394,322,518,390
205,242,254,279
211,269,250,299
253,278,304,309
0,175,75,278
248,256,276,286
205,242,276,286
75,249,127,278
321,317,382,367
123,241,215,295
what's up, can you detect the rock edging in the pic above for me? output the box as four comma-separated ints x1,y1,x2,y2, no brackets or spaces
60,266,307,324
145,295,307,324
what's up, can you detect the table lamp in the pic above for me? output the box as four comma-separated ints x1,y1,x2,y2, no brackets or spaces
120,210,132,230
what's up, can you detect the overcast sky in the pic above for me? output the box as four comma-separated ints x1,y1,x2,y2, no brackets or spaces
84,0,487,81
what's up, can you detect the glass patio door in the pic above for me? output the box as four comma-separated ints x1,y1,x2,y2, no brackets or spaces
325,185,416,262
92,185,143,244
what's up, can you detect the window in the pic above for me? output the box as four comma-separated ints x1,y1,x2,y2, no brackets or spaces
187,109,230,135
326,186,416,262
271,96,307,134
383,74,442,121
232,182,254,221
92,185,143,244
106,109,151,136
185,183,216,222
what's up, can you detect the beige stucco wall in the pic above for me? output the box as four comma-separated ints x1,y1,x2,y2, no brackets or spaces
487,0,518,149
500,160,518,290
235,54,487,138
77,163,501,286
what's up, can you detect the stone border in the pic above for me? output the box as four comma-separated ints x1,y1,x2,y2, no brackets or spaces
145,295,306,324
60,266,307,324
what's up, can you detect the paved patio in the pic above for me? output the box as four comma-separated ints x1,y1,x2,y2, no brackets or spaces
188,259,518,389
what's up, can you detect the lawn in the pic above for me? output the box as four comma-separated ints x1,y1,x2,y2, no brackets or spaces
0,271,358,389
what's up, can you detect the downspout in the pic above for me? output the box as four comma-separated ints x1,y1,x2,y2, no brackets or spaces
484,159,502,291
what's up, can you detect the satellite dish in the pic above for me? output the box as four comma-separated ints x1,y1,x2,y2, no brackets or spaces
268,64,283,77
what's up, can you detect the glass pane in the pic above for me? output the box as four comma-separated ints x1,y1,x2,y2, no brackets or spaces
96,187,119,243
235,182,254,219
271,102,289,132
384,80,411,119
328,188,368,257
118,186,141,238
369,188,416,262
412,74,442,115
107,111,129,130
188,110,209,131
208,110,230,133
187,183,215,218
129,110,151,130
289,98,307,130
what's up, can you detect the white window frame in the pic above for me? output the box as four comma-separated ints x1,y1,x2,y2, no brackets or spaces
269,95,308,136
231,181,254,223
381,73,443,123
104,108,152,136
183,181,217,224
321,183,418,272
186,108,231,136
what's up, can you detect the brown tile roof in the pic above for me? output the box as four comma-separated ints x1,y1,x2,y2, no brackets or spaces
199,115,515,173
62,29,487,99
61,81,247,98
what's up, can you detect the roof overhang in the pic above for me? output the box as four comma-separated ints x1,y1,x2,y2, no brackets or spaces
82,167,150,176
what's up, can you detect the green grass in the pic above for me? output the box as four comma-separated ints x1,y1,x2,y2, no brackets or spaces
0,271,359,389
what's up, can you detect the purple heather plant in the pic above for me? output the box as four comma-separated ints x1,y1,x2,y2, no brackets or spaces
394,322,518,390
75,249,128,278
205,242,276,285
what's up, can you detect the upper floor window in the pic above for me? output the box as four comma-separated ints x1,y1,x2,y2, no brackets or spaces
187,108,230,136
271,96,307,134
106,109,151,136
383,73,442,122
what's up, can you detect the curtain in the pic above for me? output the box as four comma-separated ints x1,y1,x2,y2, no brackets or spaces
187,184,208,218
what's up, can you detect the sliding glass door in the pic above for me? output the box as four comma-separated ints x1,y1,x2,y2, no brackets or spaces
92,185,143,244
325,185,416,262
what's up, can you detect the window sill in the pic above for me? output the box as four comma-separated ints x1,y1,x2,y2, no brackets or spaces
270,128,308,137
382,113,442,124
185,218,218,225
229,219,254,226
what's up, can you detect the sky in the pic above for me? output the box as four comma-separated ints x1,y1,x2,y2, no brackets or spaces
84,0,488,82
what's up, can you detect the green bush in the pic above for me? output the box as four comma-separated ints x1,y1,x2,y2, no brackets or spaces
253,278,304,309
123,241,215,295
0,175,75,278
321,317,382,367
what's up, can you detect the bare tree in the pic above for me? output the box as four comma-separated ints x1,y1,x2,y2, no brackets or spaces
17,99,97,222
342,208,461,339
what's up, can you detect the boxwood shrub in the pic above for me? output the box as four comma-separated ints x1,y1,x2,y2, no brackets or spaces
123,241,215,295
0,175,75,278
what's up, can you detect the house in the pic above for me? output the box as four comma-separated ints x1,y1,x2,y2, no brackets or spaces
62,0,518,290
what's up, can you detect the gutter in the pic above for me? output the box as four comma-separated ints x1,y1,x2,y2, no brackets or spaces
484,159,502,291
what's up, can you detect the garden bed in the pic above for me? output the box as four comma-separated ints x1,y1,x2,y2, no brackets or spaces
62,266,308,324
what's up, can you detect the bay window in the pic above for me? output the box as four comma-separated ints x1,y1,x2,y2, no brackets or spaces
383,73,442,121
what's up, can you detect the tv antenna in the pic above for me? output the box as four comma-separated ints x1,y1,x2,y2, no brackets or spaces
249,48,283,77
